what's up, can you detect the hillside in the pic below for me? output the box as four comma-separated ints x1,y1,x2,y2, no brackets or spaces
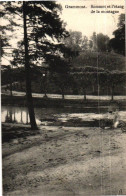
1,51,126,95
72,51,126,71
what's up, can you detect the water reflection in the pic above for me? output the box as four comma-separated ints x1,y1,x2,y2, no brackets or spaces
2,106,97,125
5,108,18,123
2,106,126,126
2,106,30,124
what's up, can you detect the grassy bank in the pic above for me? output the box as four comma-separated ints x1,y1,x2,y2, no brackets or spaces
2,123,39,144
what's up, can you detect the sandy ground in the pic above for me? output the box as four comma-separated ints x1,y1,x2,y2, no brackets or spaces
2,125,126,196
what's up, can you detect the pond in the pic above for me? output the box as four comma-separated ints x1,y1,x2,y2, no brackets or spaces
1,106,126,127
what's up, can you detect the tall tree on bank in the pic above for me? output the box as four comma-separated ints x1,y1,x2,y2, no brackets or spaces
2,1,70,130
23,1,37,130
109,14,125,55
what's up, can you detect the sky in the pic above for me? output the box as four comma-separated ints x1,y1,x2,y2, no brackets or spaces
60,0,125,38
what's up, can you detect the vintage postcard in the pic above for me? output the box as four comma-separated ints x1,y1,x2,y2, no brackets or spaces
1,0,126,195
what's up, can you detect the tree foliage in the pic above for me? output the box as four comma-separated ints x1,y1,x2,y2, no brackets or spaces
2,2,71,71
90,32,110,52
109,14,125,55
1,1,71,129
97,33,110,52
64,30,82,51
91,32,97,51
63,30,89,56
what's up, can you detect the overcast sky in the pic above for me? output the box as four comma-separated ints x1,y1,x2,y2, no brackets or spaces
60,0,125,38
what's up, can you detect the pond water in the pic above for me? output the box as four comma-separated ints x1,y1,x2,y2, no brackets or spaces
1,106,126,126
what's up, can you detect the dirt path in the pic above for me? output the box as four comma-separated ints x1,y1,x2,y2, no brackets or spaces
2,126,126,196
2,90,126,100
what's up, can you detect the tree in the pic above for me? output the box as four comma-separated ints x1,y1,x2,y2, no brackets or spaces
41,69,48,98
80,73,91,100
91,32,97,51
88,40,93,50
0,36,10,57
64,30,82,50
90,32,110,52
0,10,11,57
63,30,88,57
98,71,109,95
73,67,97,100
108,71,126,100
22,1,37,129
2,1,70,129
109,14,125,55
50,61,72,100
97,33,110,52
0,5,13,96
1,65,13,95
81,36,88,50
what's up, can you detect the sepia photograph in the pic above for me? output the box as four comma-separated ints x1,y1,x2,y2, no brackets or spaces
0,0,126,195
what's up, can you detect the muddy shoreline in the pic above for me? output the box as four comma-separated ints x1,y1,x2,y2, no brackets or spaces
2,122,126,196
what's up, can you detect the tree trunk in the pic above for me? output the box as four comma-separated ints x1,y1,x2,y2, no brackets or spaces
20,81,23,90
9,110,12,123
23,2,37,130
83,88,86,101
41,73,48,98
44,81,47,98
10,68,13,96
21,110,23,123
13,109,16,122
44,90,47,97
10,81,12,96
44,72,48,98
61,89,65,100
62,93,65,100
92,83,95,93
84,93,86,101
26,110,29,124
111,85,114,101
